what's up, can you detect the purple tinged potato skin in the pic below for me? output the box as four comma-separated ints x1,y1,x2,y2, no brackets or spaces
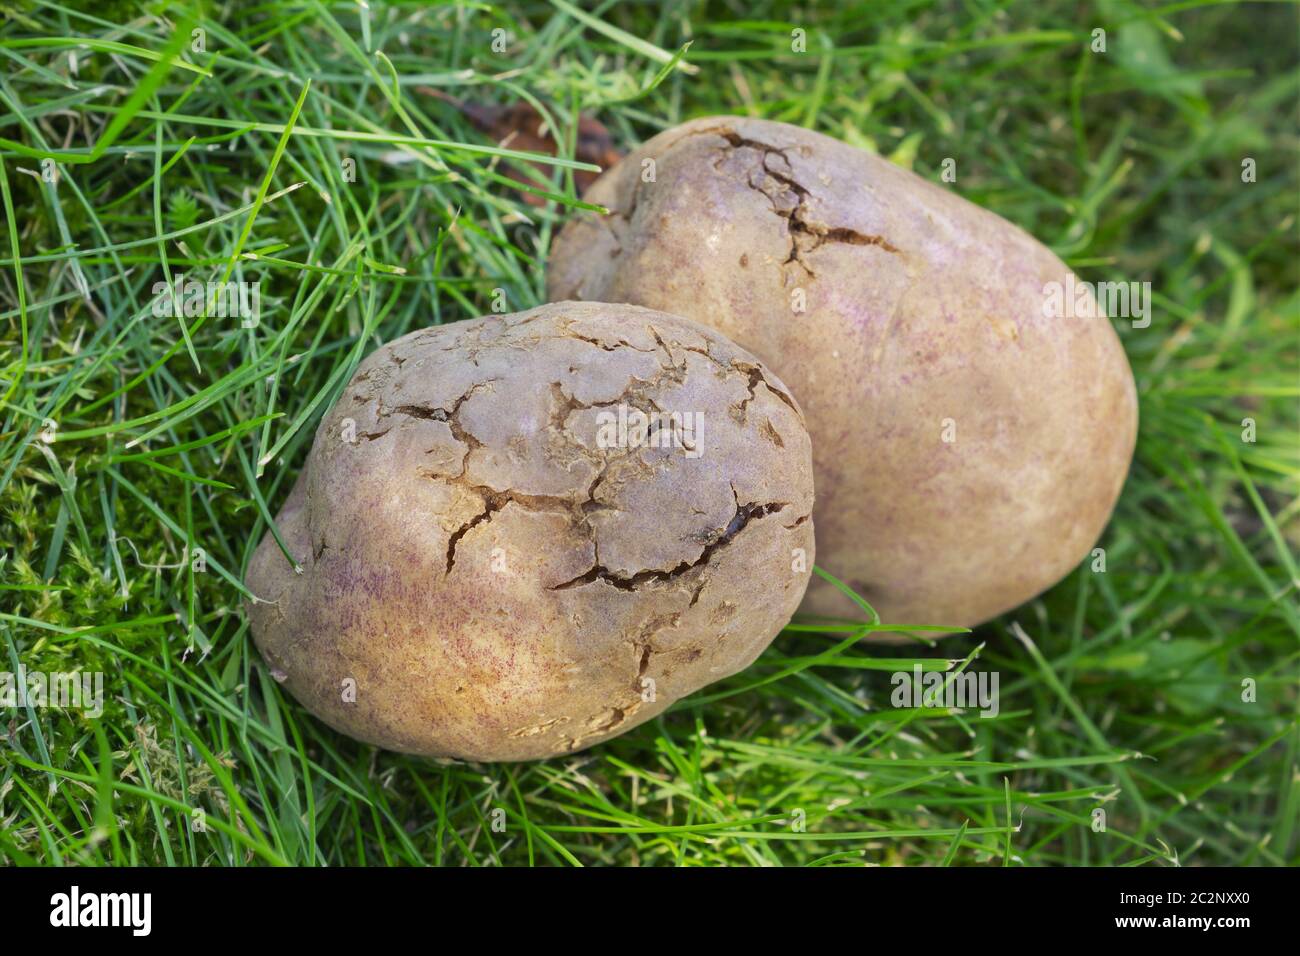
245,302,815,761
548,116,1138,631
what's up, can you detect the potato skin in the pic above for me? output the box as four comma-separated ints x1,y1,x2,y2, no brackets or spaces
549,116,1138,631
245,302,814,761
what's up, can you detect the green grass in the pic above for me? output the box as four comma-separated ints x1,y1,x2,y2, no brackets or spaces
1,0,1296,866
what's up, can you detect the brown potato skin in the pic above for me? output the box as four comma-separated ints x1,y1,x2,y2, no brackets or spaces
245,302,815,761
549,116,1138,632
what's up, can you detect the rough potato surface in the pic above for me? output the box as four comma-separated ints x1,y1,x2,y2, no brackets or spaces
246,302,815,761
549,116,1138,631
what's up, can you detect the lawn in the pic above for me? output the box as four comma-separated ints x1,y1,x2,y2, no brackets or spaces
0,0,1296,866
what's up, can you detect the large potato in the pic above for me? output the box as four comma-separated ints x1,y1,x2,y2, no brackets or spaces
549,116,1137,631
246,302,815,761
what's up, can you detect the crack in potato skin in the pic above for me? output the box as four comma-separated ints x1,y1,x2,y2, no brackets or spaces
551,494,790,592
707,127,901,275
245,302,815,761
548,116,1138,635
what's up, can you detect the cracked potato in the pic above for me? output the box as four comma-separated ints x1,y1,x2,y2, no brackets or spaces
549,116,1138,632
246,301,815,761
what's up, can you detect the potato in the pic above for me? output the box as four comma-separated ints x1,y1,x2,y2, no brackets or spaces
245,302,815,761
549,116,1137,631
